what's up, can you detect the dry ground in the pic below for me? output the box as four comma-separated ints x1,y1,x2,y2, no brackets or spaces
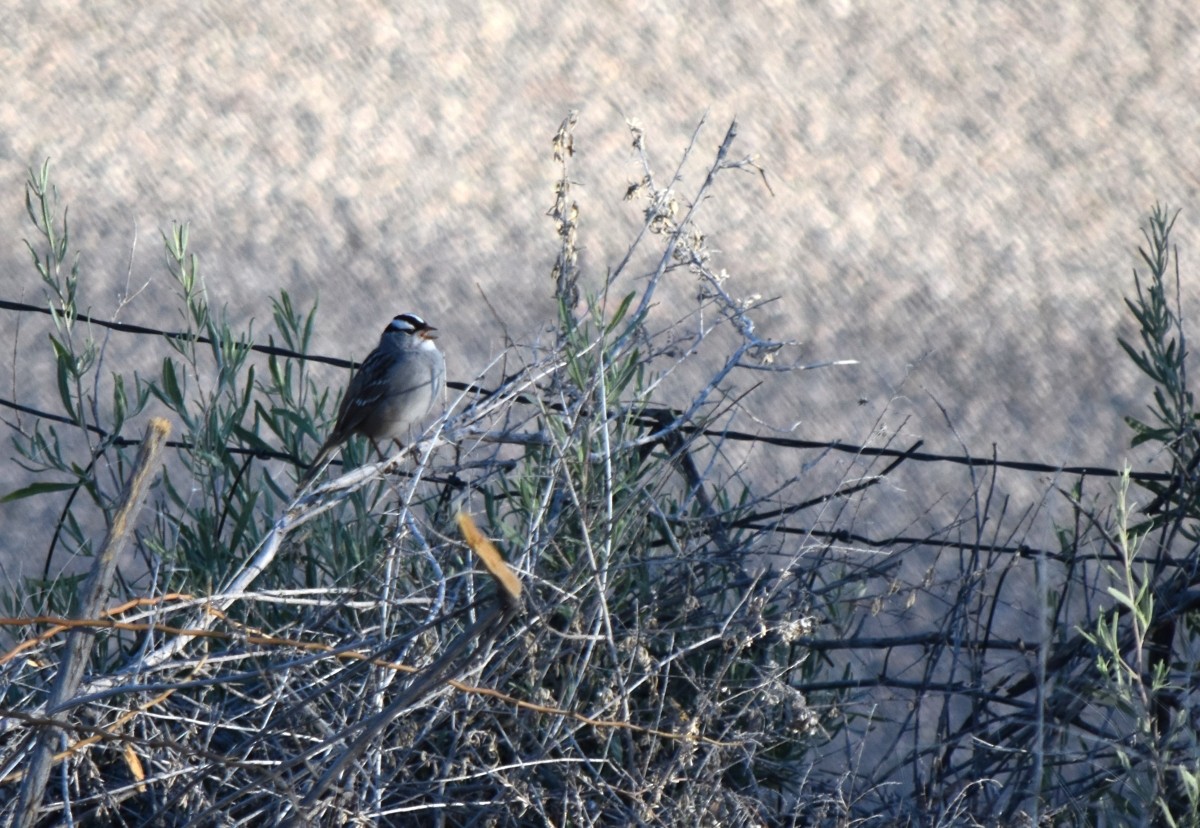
1,1,1198,569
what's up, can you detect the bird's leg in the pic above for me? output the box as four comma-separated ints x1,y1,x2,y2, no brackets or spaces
372,438,408,473
392,438,412,465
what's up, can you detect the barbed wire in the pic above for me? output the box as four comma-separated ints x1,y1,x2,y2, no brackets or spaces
0,298,352,368
0,300,1175,486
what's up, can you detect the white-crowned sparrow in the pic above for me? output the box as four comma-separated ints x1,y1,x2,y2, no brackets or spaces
301,312,445,483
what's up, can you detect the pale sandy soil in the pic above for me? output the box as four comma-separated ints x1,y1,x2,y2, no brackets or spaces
1,2,1197,578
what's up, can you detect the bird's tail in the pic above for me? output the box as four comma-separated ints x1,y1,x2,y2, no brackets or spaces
295,438,340,492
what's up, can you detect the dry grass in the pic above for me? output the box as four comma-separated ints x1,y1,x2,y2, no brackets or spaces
1,121,1197,827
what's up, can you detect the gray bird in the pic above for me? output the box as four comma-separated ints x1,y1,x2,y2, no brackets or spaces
302,312,445,484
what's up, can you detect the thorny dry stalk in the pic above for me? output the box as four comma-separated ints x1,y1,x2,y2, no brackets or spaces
2,176,1197,826
1,117,875,826
0,349,544,736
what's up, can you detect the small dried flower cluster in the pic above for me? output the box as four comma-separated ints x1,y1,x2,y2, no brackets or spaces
548,111,580,310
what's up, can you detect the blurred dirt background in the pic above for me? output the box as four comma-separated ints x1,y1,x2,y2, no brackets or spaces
2,1,1199,578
